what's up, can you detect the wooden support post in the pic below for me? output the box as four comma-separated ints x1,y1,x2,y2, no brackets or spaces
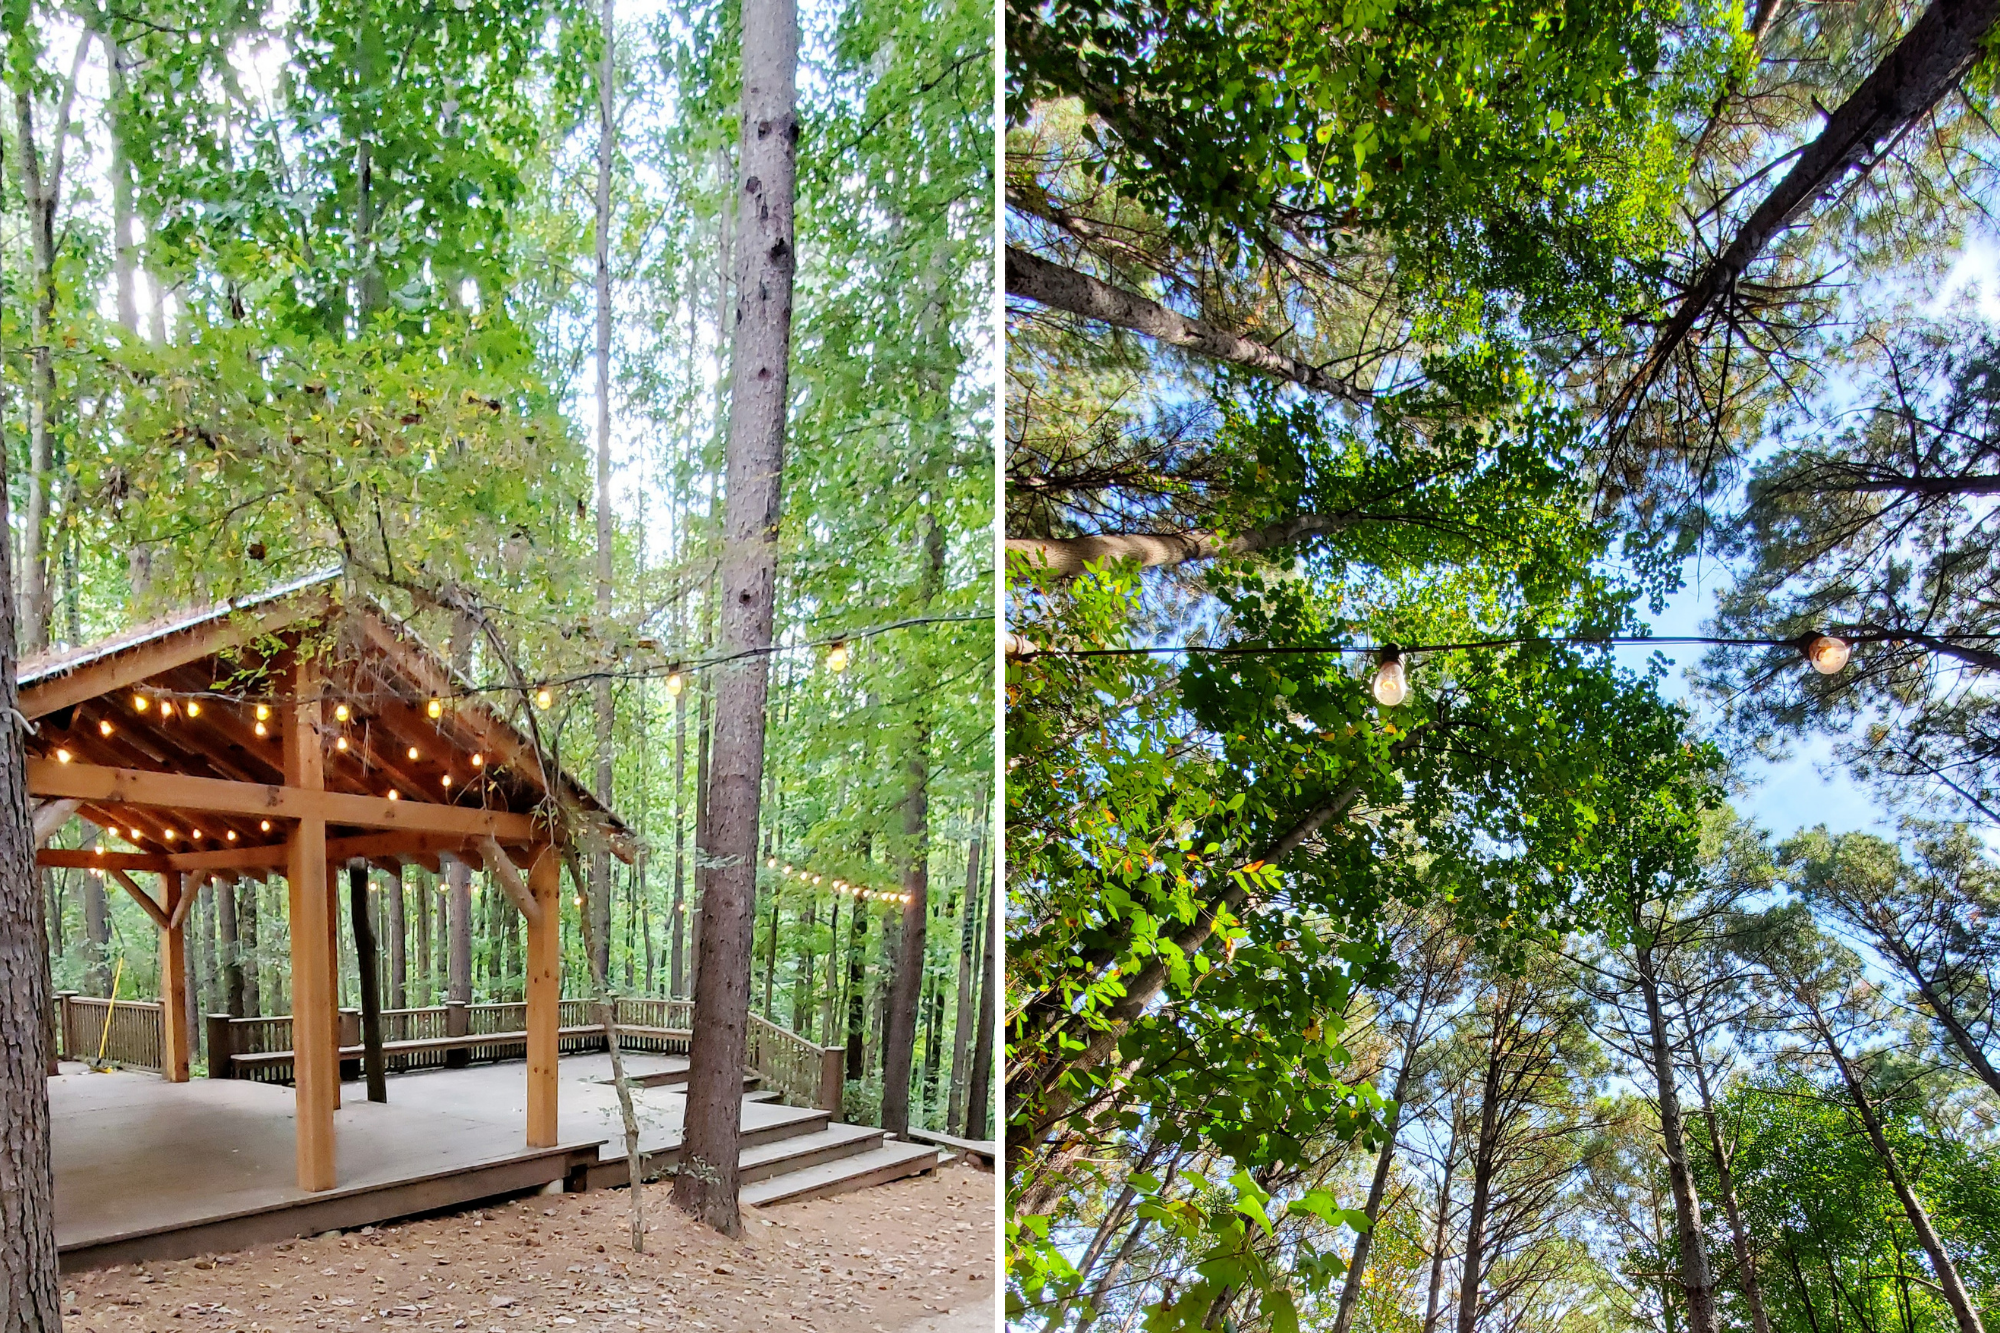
285,662,337,1193
525,845,561,1148
159,874,191,1082
819,1044,845,1116
328,868,343,1109
205,1013,235,1077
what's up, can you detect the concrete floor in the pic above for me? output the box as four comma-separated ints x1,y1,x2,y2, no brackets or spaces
50,1053,816,1257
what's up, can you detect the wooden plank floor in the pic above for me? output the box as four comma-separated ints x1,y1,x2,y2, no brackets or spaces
50,1052,812,1270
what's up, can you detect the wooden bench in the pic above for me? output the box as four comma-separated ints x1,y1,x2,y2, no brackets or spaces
907,1126,995,1165
223,1026,693,1077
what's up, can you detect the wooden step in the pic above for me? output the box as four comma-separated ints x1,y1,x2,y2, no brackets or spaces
740,1141,939,1207
744,1089,783,1104
738,1124,885,1184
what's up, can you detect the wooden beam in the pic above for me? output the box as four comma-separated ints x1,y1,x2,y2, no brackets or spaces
39,829,523,875
525,846,560,1148
19,591,329,720
32,798,80,848
286,660,337,1193
354,618,636,863
478,836,542,927
106,869,171,931
27,759,540,841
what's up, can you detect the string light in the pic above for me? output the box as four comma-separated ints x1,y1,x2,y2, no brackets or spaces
159,699,174,718
471,753,485,767
825,641,850,673
1805,634,1852,675
99,719,113,737
336,735,349,751
132,693,149,712
226,830,237,841
334,703,350,722
254,721,268,737
185,700,200,717
428,698,444,719
260,820,272,831
407,746,421,761
535,687,553,710
1371,647,1409,707
256,704,271,720
665,671,685,698
128,828,140,840
55,748,70,764
442,775,452,788
387,789,401,801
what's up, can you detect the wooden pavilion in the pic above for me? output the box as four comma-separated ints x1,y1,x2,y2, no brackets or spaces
19,571,630,1193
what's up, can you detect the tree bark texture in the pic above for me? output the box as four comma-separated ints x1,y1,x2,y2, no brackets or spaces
0,266,65,1316
447,854,472,1005
590,0,618,988
947,789,985,1133
386,865,405,1010
1634,929,1720,1333
881,731,929,1137
672,0,797,1235
350,864,386,1103
967,863,997,1142
1005,246,1373,404
1609,0,2000,423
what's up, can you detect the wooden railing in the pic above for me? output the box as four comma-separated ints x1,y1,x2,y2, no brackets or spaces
54,993,163,1070
748,1011,845,1112
59,990,842,1114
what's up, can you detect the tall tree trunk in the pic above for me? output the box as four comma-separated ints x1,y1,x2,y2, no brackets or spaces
1421,1147,1457,1333
350,865,386,1102
1332,988,1432,1333
590,0,617,989
1004,247,1373,404
947,792,985,1133
919,941,945,1121
817,898,840,1042
967,870,997,1141
1814,1007,1986,1333
762,891,780,1016
672,0,798,1233
447,854,472,1004
671,678,688,998
13,74,72,655
882,734,929,1136
1691,1043,1771,1333
107,33,137,336
1455,1034,1508,1333
845,900,869,1080
83,853,109,996
386,865,406,1010
0,188,64,1312
1635,927,1719,1333
690,669,712,998
242,878,262,1016
218,871,243,1017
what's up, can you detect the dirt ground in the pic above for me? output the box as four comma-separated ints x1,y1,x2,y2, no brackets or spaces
60,1163,996,1333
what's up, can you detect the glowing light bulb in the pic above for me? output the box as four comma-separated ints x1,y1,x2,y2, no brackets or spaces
335,735,349,752
190,829,202,840
407,746,420,761
1371,648,1409,707
535,686,553,710
259,820,271,832
254,721,268,737
428,698,444,719
767,857,777,868
825,641,849,673
159,700,174,717
99,719,114,737
441,774,452,788
387,789,400,801
665,672,685,698
185,700,200,717
55,748,70,764
226,830,237,841
471,753,484,767
128,828,140,840
334,703,350,722
574,895,584,907
1806,634,1852,675
163,829,175,840
256,704,270,721
132,693,149,711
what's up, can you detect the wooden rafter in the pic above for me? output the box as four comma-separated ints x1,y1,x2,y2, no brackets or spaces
28,759,540,841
